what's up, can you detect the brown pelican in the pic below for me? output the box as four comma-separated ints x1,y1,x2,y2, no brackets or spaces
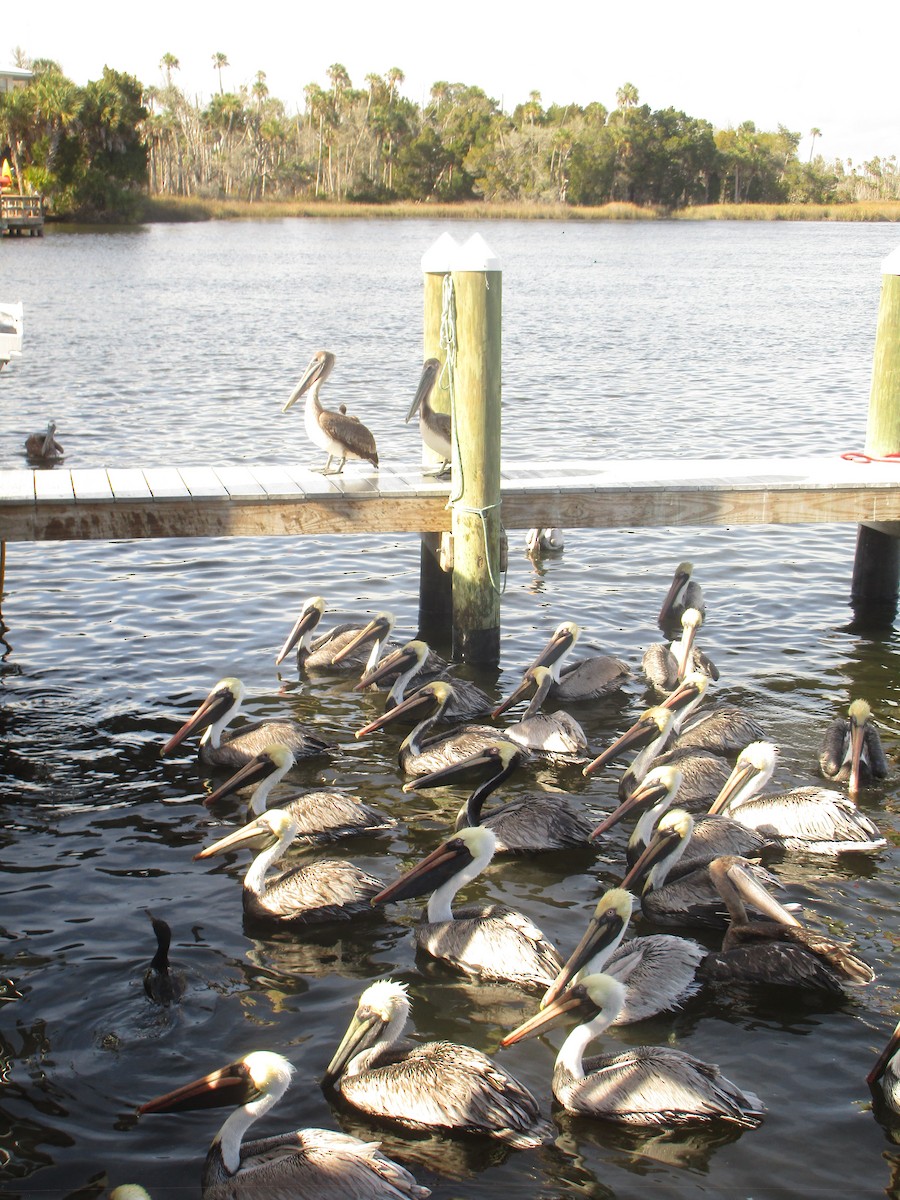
403,741,595,853
371,824,564,989
819,698,888,794
355,639,490,720
525,528,565,557
138,1049,430,1198
24,420,64,462
868,1018,900,1115
526,620,630,702
583,705,732,809
355,679,520,778
661,672,766,755
620,809,784,930
282,349,378,474
201,744,393,841
161,677,332,769
323,979,551,1147
500,972,765,1127
643,608,718,692
589,765,778,877
658,561,705,630
540,888,704,1022
698,855,875,995
194,809,383,925
708,741,887,854
275,597,396,672
143,912,186,1005
492,665,590,764
406,357,451,476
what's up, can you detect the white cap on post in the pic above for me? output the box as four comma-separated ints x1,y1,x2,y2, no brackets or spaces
456,232,501,272
881,246,900,276
421,232,462,273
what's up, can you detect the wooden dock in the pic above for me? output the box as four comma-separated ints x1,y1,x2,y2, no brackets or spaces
0,194,44,236
1,454,899,544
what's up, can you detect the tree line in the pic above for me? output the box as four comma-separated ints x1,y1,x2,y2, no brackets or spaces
1,52,898,219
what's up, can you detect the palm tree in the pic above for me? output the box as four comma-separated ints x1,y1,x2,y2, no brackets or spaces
616,82,639,109
160,53,180,88
212,52,229,95
808,127,822,162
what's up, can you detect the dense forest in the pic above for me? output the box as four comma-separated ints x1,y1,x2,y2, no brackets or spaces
1,51,898,220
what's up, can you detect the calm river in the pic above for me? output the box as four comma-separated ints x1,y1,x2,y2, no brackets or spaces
1,216,900,1199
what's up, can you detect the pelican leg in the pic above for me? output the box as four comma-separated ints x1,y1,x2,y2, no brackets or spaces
323,456,347,475
314,454,335,474
423,460,451,478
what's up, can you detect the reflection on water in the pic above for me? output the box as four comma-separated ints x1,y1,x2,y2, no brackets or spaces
1,220,900,1198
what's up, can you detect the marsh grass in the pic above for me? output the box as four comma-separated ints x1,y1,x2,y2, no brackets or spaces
137,195,900,224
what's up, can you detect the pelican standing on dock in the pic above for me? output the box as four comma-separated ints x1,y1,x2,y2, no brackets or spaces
868,1018,900,1115
160,677,333,769
137,1049,430,1198
201,744,394,841
406,357,451,476
526,620,630,702
500,972,765,1127
709,741,887,854
282,349,378,474
275,597,396,672
698,855,875,995
195,809,383,926
819,698,888,794
323,979,551,1147
404,741,595,853
540,887,704,1023
372,824,564,989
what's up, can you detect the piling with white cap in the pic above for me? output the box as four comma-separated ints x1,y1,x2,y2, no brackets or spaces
851,245,900,626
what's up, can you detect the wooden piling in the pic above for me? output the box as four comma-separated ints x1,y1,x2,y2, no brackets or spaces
851,245,900,627
449,235,503,664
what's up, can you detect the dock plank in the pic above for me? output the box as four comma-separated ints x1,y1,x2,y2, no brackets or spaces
108,468,152,500
34,470,75,502
0,469,35,502
71,468,113,501
144,468,191,500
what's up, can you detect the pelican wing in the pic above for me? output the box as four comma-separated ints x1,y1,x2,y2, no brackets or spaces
416,904,563,988
318,409,377,462
282,792,394,841
724,788,885,851
482,793,594,852
246,859,382,925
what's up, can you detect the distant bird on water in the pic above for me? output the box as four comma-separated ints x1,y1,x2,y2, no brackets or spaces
657,560,705,631
24,421,64,463
406,357,451,476
282,349,378,474
143,912,186,1005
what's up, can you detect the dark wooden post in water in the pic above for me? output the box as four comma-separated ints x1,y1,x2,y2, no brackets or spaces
449,235,503,664
851,245,900,627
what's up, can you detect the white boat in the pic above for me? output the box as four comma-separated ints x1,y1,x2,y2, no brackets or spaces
0,301,23,368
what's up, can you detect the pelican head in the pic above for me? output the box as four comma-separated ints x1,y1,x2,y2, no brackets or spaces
161,677,244,756
330,611,396,666
582,706,674,777
540,889,634,1008
355,639,428,691
620,808,694,894
661,669,710,715
406,358,441,423
138,1049,293,1116
708,740,777,814
589,764,683,839
401,739,523,795
530,620,580,672
502,972,626,1048
355,679,454,738
194,807,297,860
202,743,295,808
283,350,335,412
371,824,497,907
322,979,410,1087
492,664,553,720
275,596,326,665
847,698,874,796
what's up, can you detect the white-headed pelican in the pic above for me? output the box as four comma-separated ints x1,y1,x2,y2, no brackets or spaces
160,677,332,769
194,809,383,926
492,665,590,764
500,972,764,1127
643,607,718,692
282,349,378,474
819,699,888,795
323,979,551,1147
526,620,630,702
275,597,396,672
355,639,489,720
138,1049,430,1198
661,671,766,754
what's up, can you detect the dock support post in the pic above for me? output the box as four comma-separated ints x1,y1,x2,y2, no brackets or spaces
851,245,900,627
449,234,503,664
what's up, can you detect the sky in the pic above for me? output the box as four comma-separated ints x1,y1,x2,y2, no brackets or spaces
5,1,898,168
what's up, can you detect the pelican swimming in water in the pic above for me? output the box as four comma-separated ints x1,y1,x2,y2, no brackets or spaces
143,912,186,1006
525,528,565,557
403,741,595,853
201,743,393,841
138,1049,430,1198
275,597,396,672
589,764,778,878
658,561,705,631
371,824,563,989
540,887,704,1023
661,672,766,755
282,349,378,474
698,855,875,995
492,665,590,764
526,620,630,702
355,639,489,720
500,972,764,1128
819,698,888,794
708,741,887,854
620,809,783,930
643,607,718,692
355,679,520,778
406,357,451,476
323,979,551,1147
24,420,64,462
868,1018,900,1115
195,808,383,926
